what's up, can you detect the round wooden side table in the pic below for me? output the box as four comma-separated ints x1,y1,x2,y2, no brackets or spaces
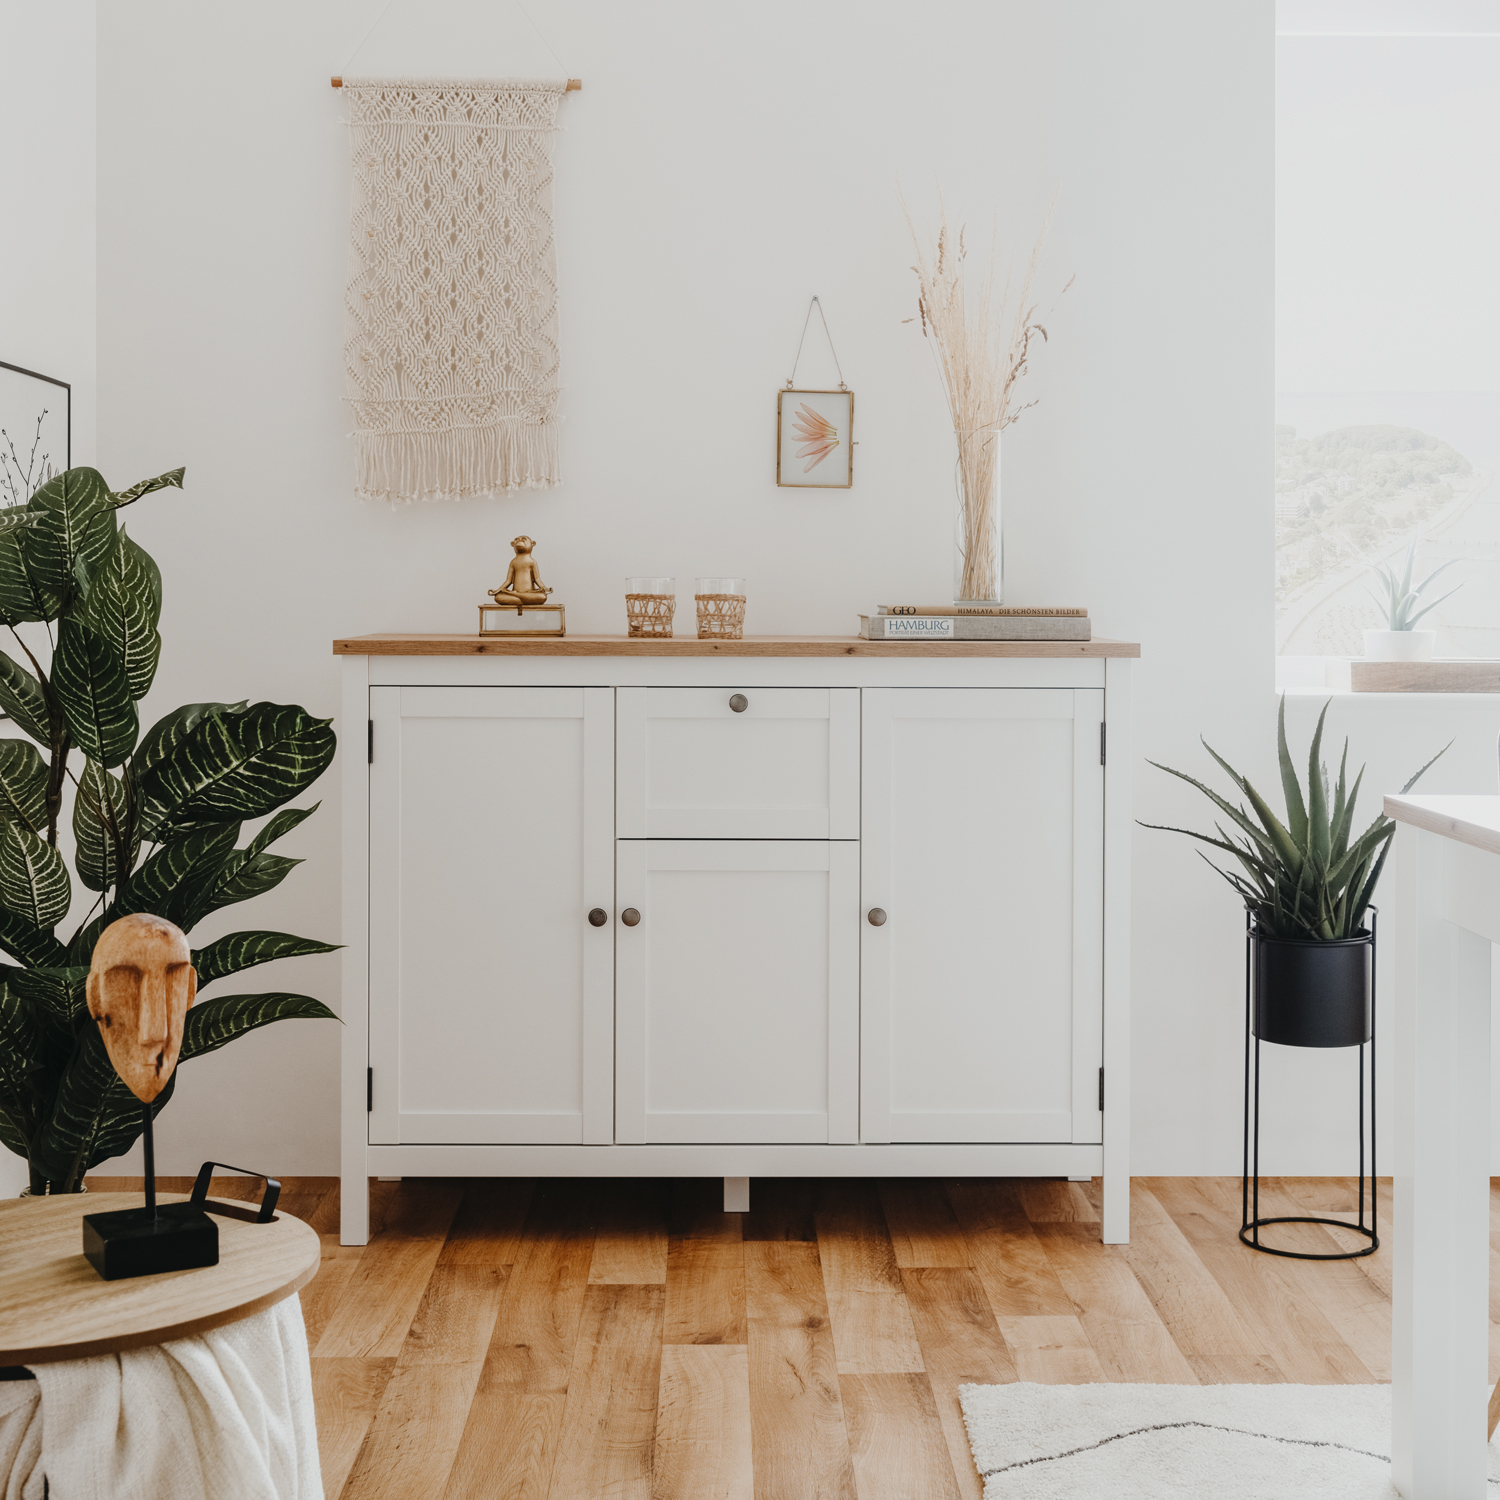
0,1192,321,1365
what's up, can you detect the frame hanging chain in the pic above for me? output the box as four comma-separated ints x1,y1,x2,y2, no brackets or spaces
786,296,848,391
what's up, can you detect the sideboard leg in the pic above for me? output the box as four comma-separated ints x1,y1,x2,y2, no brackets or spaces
723,1176,750,1213
341,1172,370,1246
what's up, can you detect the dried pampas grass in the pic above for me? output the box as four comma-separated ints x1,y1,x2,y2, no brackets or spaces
905,197,1065,600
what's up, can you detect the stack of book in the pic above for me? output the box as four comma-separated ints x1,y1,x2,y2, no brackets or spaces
858,605,1090,641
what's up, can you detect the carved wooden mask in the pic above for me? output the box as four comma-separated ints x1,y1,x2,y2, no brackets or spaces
86,914,198,1103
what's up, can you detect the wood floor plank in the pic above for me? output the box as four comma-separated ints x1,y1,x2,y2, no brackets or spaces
669,1178,745,1246
1206,1177,1393,1381
305,1172,1484,1500
590,1178,670,1285
1115,1184,1285,1384
546,1284,665,1500
944,1180,1075,1318
1017,1180,1099,1224
1031,1223,1199,1383
994,1315,1109,1383
314,1181,465,1358
841,1373,962,1500
878,1181,971,1269
480,1182,598,1393
901,1269,1017,1500
816,1181,925,1375
744,1241,857,1500
653,1344,753,1500
309,1356,395,1500
301,1237,365,1352
441,1393,567,1500
665,1239,747,1346
1159,1205,1374,1384
340,1363,484,1500
440,1179,535,1267
740,1178,820,1243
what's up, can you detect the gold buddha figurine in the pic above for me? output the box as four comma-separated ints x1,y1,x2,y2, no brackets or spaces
489,535,553,608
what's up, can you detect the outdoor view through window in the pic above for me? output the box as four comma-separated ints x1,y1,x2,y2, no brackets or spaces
1277,5,1500,665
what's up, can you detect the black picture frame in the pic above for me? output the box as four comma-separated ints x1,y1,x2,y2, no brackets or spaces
0,359,71,507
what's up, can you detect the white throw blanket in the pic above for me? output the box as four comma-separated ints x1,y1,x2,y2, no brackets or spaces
0,1295,321,1500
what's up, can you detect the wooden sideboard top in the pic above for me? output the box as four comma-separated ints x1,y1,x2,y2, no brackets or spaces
332,633,1142,659
1384,794,1500,858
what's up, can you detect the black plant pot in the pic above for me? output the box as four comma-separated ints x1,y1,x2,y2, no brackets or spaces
1252,929,1372,1048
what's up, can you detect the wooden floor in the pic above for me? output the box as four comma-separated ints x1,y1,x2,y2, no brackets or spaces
85,1173,1491,1500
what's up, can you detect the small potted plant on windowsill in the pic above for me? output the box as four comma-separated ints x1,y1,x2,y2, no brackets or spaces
1363,539,1461,663
1143,699,1445,1045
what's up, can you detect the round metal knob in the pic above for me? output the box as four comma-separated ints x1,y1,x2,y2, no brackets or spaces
588,908,608,927
621,908,641,927
729,694,748,713
867,908,887,927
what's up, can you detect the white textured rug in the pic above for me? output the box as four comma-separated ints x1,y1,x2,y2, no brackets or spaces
959,1383,1500,1498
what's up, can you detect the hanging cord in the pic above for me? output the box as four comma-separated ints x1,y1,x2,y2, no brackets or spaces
786,296,848,391
338,0,401,76
337,0,569,78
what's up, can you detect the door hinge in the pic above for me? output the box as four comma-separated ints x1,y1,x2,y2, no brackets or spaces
367,720,374,763
1098,1066,1105,1113
1100,722,1107,766
367,1067,373,1112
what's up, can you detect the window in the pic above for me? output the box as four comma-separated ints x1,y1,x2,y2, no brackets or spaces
1276,2,1500,666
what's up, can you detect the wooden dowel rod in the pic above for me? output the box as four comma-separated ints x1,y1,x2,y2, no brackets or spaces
330,76,581,90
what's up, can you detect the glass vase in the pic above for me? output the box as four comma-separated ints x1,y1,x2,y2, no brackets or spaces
952,429,1001,604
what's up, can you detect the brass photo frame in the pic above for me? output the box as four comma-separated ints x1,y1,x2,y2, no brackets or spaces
777,388,853,489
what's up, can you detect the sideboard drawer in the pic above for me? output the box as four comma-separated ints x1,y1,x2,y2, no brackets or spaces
617,687,858,838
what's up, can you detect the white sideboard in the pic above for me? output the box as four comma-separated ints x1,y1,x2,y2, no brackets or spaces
335,634,1138,1246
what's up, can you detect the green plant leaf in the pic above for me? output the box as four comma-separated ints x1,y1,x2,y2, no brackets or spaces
0,651,50,746
132,700,245,785
178,851,301,933
0,510,58,624
52,618,137,768
29,1023,175,1187
72,758,137,892
0,907,69,968
192,930,340,987
1306,700,1331,869
179,992,336,1063
110,467,185,509
0,820,70,930
22,467,116,605
136,702,336,841
0,739,46,835
81,527,161,701
11,966,90,1032
244,802,318,860
1275,696,1307,851
116,823,241,929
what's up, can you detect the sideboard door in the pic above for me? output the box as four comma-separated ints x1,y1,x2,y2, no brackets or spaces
860,687,1105,1145
615,838,859,1144
368,685,614,1145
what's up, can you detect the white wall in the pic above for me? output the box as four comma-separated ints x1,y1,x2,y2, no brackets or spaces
74,0,1276,1175
0,0,96,1197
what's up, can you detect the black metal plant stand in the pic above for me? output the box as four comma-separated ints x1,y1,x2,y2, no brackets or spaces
1241,908,1378,1260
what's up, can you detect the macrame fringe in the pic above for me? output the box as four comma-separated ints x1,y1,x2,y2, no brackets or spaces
353,423,561,505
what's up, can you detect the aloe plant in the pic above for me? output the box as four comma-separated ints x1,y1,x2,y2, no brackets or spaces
0,466,337,1194
1367,539,1461,630
1142,698,1446,941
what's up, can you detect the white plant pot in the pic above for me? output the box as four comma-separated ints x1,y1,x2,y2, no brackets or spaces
1363,629,1435,662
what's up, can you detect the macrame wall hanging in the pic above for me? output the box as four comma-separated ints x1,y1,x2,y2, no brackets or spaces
342,78,568,503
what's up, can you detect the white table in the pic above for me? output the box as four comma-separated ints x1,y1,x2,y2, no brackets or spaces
1386,794,1500,1497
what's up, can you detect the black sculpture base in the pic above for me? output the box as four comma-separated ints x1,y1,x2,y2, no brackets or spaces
82,1202,219,1281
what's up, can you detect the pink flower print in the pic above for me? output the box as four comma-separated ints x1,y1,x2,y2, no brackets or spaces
791,402,839,472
